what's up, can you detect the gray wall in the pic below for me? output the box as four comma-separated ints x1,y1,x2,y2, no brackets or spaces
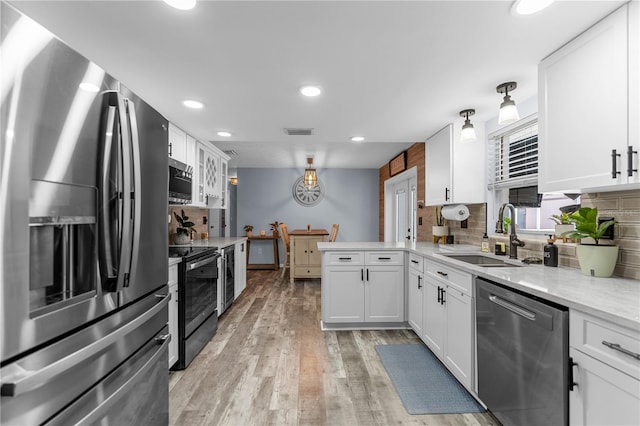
237,168,379,264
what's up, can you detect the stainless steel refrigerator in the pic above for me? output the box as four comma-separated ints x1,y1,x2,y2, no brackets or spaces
1,3,170,424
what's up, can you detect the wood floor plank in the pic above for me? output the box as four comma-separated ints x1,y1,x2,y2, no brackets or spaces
169,270,498,426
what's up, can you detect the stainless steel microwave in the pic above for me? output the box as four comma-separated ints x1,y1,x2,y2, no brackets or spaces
168,158,192,204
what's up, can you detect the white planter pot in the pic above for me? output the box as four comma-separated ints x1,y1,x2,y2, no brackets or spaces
173,232,190,245
576,244,619,278
432,226,449,237
554,224,574,238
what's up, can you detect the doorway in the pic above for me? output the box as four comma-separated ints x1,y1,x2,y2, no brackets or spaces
384,167,417,243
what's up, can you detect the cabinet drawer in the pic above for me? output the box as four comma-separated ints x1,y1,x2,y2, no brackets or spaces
408,253,424,272
295,266,322,277
168,264,178,285
365,251,403,266
570,310,640,380
425,260,472,295
323,251,364,266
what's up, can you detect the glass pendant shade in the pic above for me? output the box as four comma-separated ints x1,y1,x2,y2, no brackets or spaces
460,122,476,142
303,168,317,189
498,97,520,125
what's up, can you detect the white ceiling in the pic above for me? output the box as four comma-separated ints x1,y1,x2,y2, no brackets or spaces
10,0,625,170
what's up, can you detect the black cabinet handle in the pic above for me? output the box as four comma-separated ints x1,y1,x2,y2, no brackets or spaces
441,288,446,305
445,187,450,201
411,259,419,264
569,357,578,391
168,142,172,157
366,269,369,282
628,145,638,177
417,275,422,289
339,257,352,260
437,286,442,304
437,271,448,277
612,149,621,178
602,340,640,360
377,257,391,260
361,268,364,282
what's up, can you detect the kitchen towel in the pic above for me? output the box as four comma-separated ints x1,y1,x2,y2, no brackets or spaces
441,204,470,221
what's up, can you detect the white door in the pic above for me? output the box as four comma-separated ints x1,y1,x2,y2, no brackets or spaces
391,178,416,243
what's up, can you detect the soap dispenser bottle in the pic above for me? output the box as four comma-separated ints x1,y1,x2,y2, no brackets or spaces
481,233,490,253
544,235,558,267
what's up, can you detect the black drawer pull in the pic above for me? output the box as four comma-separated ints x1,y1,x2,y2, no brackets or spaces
628,145,638,177
377,257,391,260
612,149,621,178
411,260,419,264
338,257,352,261
602,341,640,360
437,271,448,277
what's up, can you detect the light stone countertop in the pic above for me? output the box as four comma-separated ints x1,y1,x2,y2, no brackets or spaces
168,257,182,267
169,236,247,249
318,241,640,330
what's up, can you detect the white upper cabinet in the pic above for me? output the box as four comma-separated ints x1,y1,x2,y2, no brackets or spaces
193,141,229,208
168,123,188,165
425,123,486,206
539,2,639,193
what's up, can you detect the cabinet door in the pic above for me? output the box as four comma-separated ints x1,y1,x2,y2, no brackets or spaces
168,283,178,369
194,144,206,206
308,237,323,266
425,124,452,205
322,266,365,323
423,277,445,357
408,268,424,336
444,288,473,389
203,148,220,200
569,348,640,426
293,237,309,266
235,241,246,298
365,265,404,323
168,124,187,164
539,5,629,192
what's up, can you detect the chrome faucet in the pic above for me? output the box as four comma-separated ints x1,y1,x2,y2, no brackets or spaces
497,203,525,259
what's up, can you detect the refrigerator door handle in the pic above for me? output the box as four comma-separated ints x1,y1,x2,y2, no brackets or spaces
124,99,142,288
0,295,170,397
100,105,117,286
115,92,133,291
70,334,169,426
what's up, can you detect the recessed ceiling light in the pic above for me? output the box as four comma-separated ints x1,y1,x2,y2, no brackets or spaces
512,0,554,15
164,0,197,11
78,82,100,93
217,131,232,137
351,136,365,142
183,99,204,109
300,86,322,97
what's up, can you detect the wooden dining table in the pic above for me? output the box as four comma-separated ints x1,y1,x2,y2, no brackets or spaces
288,229,329,283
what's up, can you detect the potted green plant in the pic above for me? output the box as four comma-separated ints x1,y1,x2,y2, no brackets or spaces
243,225,254,237
432,206,448,237
550,212,574,239
269,221,281,237
502,217,511,234
563,207,618,277
173,209,195,245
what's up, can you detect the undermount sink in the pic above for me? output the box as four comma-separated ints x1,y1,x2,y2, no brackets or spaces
441,254,524,267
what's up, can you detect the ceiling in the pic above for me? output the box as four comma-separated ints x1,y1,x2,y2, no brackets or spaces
10,0,624,170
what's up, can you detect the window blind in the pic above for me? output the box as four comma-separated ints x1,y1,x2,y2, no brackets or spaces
488,118,538,190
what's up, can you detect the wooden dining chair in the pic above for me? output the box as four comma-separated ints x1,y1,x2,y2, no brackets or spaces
278,223,290,278
329,223,339,242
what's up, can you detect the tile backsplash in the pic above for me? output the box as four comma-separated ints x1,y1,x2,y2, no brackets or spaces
441,190,640,280
168,206,210,244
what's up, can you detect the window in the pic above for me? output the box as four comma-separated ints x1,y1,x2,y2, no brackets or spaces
488,114,580,233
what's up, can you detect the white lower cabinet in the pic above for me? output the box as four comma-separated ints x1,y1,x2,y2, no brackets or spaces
569,310,640,425
168,263,179,369
321,251,404,326
422,259,474,390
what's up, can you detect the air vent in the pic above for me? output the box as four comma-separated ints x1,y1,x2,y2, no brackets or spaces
284,128,314,136
223,150,239,157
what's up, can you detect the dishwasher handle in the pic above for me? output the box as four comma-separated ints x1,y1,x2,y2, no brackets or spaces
489,294,536,321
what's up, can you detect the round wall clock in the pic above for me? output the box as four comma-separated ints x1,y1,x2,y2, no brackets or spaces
292,176,325,207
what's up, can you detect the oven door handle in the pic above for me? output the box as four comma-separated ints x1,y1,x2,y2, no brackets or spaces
188,255,218,270
0,295,170,397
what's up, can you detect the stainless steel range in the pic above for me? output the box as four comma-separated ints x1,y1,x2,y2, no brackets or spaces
169,246,220,370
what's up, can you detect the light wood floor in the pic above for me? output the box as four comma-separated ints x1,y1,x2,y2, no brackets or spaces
169,270,498,426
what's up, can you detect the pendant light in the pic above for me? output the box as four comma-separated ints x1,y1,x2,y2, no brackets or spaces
459,109,477,142
497,82,520,125
303,157,318,189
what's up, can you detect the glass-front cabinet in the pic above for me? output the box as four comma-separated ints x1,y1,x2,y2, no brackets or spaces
193,141,229,208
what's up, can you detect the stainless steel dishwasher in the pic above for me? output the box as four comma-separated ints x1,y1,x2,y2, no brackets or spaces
476,277,569,426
